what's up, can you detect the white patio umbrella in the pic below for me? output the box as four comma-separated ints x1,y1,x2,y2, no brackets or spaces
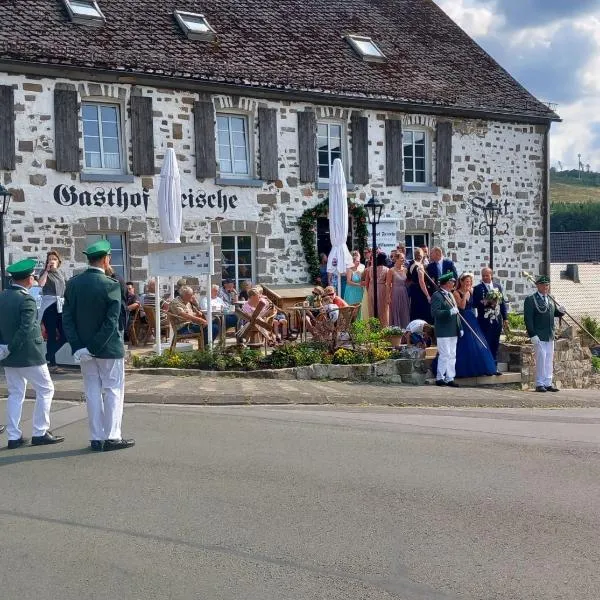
155,148,183,355
327,158,353,297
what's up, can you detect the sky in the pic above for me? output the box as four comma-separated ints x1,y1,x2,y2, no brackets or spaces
434,0,600,171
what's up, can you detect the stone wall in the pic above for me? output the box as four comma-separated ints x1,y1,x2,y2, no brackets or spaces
1,71,547,305
500,329,600,389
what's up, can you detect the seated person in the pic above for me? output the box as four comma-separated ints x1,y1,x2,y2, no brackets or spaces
320,292,340,323
219,278,238,305
238,280,251,302
200,284,238,329
140,279,169,325
305,286,324,308
252,284,292,342
240,287,276,343
323,285,349,308
403,319,435,347
169,285,219,344
125,281,140,314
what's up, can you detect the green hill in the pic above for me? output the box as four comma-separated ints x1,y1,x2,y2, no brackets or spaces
550,169,600,205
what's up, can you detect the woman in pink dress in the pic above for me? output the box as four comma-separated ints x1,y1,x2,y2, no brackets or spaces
364,253,389,326
386,252,410,327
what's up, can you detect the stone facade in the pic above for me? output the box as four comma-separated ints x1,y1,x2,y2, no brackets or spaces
1,72,547,306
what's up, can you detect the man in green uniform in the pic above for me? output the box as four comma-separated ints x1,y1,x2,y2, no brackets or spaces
62,241,135,451
524,275,566,392
0,258,64,448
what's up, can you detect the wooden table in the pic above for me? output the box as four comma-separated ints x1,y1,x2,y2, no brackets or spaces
262,285,314,330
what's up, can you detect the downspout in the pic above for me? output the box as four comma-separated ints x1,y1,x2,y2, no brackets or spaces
542,124,551,276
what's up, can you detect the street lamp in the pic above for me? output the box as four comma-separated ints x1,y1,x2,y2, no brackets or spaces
0,185,12,290
469,196,507,271
365,194,384,320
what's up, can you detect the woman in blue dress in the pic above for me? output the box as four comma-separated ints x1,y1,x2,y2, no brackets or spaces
453,273,496,378
343,250,365,318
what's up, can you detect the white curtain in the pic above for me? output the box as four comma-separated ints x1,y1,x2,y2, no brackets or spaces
327,158,353,295
157,148,182,244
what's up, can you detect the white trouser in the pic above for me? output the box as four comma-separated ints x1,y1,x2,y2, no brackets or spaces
80,357,125,441
437,336,457,382
535,340,554,387
4,364,54,441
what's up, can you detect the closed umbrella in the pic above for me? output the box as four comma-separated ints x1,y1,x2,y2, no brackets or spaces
327,158,353,297
157,147,182,243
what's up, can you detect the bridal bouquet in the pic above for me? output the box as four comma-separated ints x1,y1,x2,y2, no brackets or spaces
483,289,503,321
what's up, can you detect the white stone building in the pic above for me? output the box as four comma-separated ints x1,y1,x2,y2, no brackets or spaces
0,0,558,305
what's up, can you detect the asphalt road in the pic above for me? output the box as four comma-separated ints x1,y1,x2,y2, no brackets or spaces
1,400,600,599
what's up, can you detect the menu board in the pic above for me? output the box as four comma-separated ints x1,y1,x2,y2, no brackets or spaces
148,244,214,277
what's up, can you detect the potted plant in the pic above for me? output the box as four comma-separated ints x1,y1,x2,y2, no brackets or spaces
381,326,404,348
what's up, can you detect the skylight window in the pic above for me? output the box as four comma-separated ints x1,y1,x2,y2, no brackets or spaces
345,35,386,63
174,10,216,41
63,0,105,26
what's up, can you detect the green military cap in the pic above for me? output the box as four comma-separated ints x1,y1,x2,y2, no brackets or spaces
535,275,550,284
83,239,112,259
439,271,456,285
7,258,37,279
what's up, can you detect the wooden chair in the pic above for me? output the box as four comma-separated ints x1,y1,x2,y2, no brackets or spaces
167,312,205,352
141,304,170,346
311,304,360,350
235,300,275,350
126,307,140,346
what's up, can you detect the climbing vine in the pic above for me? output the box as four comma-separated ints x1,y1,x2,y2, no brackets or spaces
298,198,368,284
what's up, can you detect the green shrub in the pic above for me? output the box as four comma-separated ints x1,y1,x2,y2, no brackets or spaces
582,316,600,340
592,356,600,373
507,313,525,331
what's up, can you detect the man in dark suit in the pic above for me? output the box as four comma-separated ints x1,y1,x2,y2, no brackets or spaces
63,240,135,452
426,247,458,294
473,267,508,375
0,258,64,448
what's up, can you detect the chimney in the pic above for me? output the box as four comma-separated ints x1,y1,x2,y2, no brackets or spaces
565,264,580,283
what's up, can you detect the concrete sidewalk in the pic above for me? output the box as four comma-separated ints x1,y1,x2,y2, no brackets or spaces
2,370,600,408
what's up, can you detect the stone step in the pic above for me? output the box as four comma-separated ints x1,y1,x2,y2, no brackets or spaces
497,362,508,373
426,372,522,387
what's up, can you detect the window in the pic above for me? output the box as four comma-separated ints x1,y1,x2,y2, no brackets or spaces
317,217,355,257
85,233,127,280
318,122,343,181
216,115,251,177
345,35,386,62
221,235,254,289
174,10,216,41
82,103,123,172
403,129,429,185
404,233,430,261
63,0,105,26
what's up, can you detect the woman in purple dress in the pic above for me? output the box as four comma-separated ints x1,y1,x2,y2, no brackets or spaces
386,252,410,327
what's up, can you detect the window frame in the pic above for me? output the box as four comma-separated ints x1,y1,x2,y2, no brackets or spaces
174,10,217,41
215,112,254,179
220,234,256,290
85,232,128,280
345,35,386,63
317,120,347,183
404,232,431,261
402,127,431,187
81,100,126,175
62,0,106,27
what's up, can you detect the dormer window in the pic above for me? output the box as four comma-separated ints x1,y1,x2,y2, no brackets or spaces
174,10,216,41
63,0,105,27
345,35,386,63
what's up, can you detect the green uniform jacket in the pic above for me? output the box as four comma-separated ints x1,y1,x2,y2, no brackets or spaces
63,268,125,359
431,290,462,338
524,293,564,342
0,285,46,367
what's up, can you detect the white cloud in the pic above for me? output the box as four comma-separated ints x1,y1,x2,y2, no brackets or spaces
436,0,499,37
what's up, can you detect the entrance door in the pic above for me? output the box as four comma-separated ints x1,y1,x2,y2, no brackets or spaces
316,217,354,258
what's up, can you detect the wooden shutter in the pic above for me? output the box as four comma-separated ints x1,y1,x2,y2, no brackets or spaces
130,94,154,176
0,85,15,170
258,107,278,181
350,112,369,185
436,121,453,188
298,110,317,183
194,98,216,179
385,119,402,186
54,86,80,172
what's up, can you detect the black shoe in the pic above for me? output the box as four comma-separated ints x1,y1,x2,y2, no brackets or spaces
31,432,65,446
90,440,103,452
7,437,27,449
446,380,459,388
435,379,446,386
535,386,547,393
103,438,135,452
545,386,559,392
495,371,503,376
0,424,5,435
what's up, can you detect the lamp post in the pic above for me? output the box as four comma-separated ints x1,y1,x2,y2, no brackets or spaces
469,196,507,271
365,194,384,320
0,185,12,290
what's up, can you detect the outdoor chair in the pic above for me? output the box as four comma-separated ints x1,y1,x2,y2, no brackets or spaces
167,312,205,352
235,300,276,350
311,304,360,351
141,304,170,346
126,307,140,346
